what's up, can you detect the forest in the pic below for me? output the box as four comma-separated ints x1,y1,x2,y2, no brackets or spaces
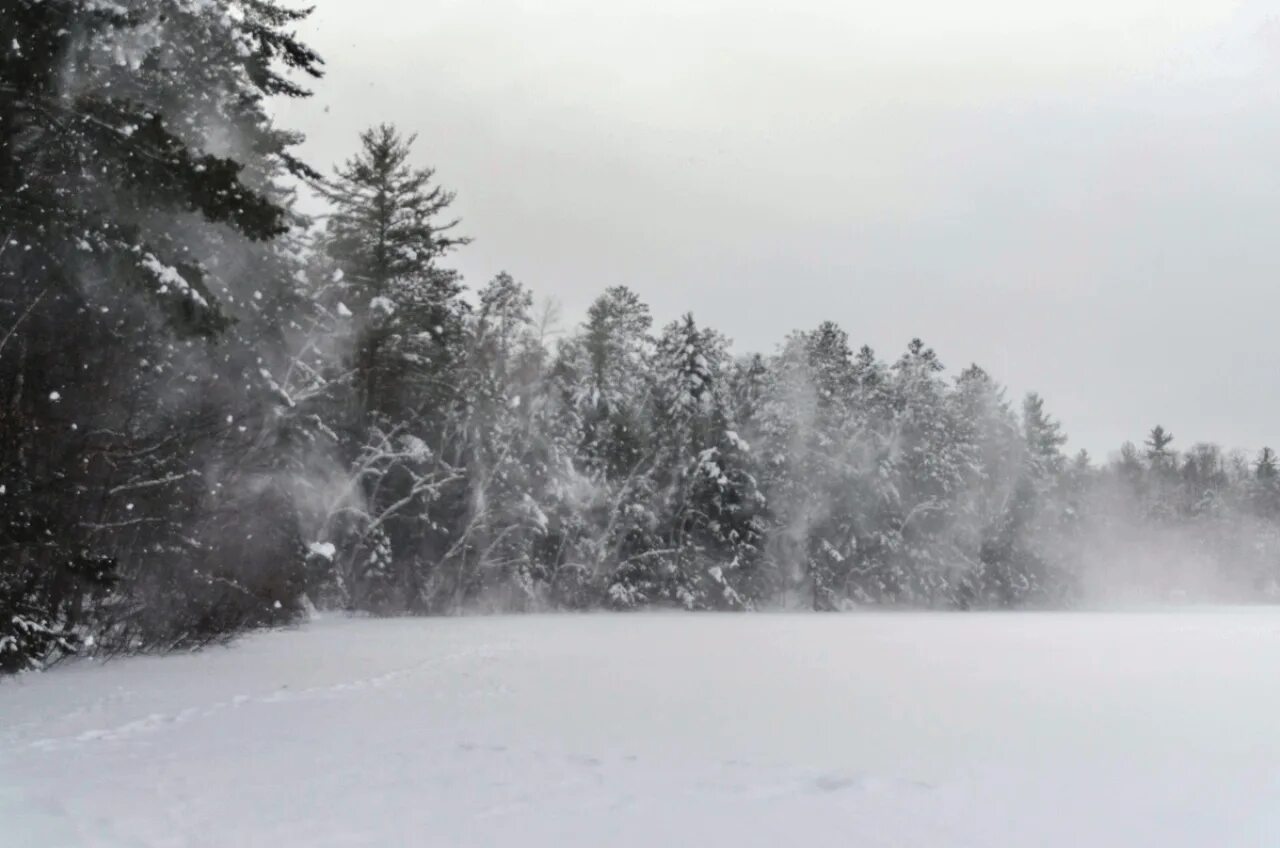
5,0,1280,673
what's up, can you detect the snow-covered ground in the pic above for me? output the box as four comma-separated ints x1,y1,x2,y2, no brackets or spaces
4,610,1280,847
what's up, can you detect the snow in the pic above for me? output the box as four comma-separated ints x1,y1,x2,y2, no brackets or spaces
138,253,208,308
398,433,431,460
4,611,1280,847
306,541,336,561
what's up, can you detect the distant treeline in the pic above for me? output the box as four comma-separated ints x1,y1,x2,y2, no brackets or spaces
4,0,1278,672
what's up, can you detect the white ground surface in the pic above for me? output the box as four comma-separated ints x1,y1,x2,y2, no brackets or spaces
4,610,1280,847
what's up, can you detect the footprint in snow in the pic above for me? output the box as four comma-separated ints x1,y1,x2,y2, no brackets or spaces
811,773,861,793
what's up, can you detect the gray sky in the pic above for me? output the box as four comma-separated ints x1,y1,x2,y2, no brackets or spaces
274,0,1280,458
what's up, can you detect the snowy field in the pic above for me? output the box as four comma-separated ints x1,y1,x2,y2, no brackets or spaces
4,611,1280,847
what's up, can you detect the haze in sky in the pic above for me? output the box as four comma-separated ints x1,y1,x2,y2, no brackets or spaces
274,0,1280,457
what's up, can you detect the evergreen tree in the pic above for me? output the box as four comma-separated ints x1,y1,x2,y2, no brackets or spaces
317,125,469,611
557,285,653,478
882,339,975,603
440,273,572,610
550,286,659,603
1251,447,1280,519
1146,425,1175,466
1,0,322,669
322,123,467,422
1022,393,1067,482
1143,425,1179,522
613,314,761,609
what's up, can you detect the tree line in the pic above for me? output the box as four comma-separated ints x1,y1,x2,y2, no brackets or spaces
4,0,1278,672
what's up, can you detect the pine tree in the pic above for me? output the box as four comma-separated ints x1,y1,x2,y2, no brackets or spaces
1252,447,1280,519
1142,425,1179,522
880,339,975,603
1022,393,1067,482
1146,425,1175,467
1,0,322,669
439,273,574,609
558,285,654,478
316,124,469,611
752,333,823,604
797,326,860,607
547,287,659,603
611,314,762,609
949,366,1020,605
750,327,878,608
323,123,467,422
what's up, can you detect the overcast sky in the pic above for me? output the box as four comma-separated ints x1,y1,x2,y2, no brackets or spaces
274,0,1280,458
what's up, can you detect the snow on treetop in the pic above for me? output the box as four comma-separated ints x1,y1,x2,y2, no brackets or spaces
307,542,336,561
